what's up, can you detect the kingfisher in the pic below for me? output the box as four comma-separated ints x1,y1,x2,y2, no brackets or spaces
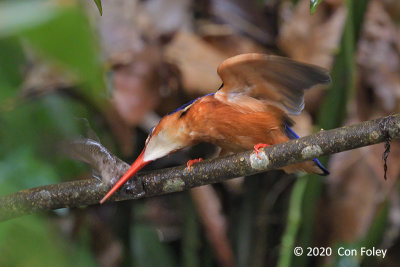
100,53,331,204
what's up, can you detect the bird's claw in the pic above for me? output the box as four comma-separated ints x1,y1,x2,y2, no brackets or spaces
187,158,203,171
254,143,270,159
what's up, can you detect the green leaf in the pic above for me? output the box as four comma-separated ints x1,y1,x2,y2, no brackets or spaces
0,1,106,108
0,95,86,155
0,38,25,88
93,0,103,16
0,2,58,37
182,193,200,267
0,148,58,194
0,94,90,193
0,37,26,106
131,224,177,267
310,0,323,14
277,176,308,267
0,215,96,267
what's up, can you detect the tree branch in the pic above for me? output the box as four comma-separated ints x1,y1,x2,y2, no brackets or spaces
1,114,399,221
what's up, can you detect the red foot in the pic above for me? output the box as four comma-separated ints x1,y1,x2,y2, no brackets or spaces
254,143,270,159
187,158,203,171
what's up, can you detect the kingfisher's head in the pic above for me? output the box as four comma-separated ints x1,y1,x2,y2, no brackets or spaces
100,110,190,204
142,111,189,162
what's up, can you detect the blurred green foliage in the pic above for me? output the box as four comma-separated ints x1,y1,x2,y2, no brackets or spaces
182,194,201,267
0,38,25,103
0,1,106,108
278,176,307,267
0,0,106,265
0,95,90,193
0,215,96,267
132,225,177,267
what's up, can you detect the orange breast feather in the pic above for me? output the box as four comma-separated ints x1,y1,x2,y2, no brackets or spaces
185,95,290,152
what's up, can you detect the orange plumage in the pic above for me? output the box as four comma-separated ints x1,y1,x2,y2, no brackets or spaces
100,53,331,203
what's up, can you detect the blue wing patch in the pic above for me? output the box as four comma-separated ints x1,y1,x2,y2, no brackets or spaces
284,122,329,176
169,93,215,115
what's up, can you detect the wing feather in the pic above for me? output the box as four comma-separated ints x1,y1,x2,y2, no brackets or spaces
216,53,331,115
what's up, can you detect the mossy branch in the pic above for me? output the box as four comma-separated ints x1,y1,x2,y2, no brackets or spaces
1,114,399,221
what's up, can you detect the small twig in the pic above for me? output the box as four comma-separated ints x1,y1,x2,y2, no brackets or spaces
0,114,400,221
379,116,394,180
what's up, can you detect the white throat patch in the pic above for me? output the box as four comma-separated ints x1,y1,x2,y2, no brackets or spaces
143,130,182,162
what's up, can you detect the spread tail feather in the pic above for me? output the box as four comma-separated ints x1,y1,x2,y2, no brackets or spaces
284,122,329,176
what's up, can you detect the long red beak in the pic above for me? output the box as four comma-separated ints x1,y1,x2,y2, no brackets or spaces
100,149,150,204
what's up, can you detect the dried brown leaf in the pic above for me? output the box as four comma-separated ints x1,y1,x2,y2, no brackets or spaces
163,31,228,94
209,0,276,45
278,0,346,69
112,48,162,126
200,22,268,57
324,141,400,243
140,0,192,36
356,0,400,118
95,0,145,65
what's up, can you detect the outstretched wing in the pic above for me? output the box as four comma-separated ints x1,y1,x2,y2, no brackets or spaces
216,53,331,115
